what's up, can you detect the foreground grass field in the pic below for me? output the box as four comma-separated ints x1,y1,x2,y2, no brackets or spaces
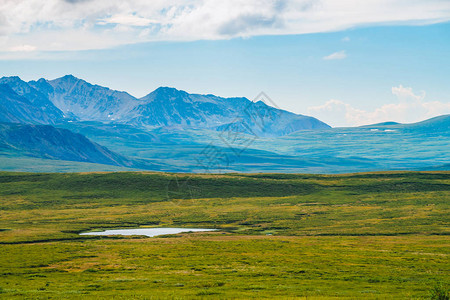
0,171,449,298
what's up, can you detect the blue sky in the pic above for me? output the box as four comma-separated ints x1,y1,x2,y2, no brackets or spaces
1,1,449,126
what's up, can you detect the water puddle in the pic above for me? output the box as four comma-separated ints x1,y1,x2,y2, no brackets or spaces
80,227,216,237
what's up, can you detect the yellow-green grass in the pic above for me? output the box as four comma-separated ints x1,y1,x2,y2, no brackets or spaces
0,171,449,298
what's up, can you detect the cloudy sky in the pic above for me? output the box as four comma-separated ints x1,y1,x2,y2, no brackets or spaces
1,0,450,126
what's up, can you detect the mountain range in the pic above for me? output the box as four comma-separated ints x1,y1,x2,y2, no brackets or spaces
1,75,329,136
0,75,448,173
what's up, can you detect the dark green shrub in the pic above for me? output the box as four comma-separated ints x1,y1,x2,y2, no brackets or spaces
429,282,449,300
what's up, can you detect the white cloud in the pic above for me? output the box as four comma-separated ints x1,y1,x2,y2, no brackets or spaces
308,85,450,127
98,14,158,27
9,44,36,52
323,50,346,60
392,85,425,102
0,0,449,52
341,36,350,42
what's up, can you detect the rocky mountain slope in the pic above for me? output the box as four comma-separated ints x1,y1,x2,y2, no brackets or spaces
0,84,62,125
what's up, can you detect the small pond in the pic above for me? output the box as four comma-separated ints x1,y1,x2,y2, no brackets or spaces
79,227,217,237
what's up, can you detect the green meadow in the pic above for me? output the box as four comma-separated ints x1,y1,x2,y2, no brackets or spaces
0,171,449,299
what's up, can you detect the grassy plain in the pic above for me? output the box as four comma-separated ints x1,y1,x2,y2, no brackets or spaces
0,171,449,299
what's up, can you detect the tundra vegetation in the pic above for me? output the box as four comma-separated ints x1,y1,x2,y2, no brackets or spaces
0,171,448,299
